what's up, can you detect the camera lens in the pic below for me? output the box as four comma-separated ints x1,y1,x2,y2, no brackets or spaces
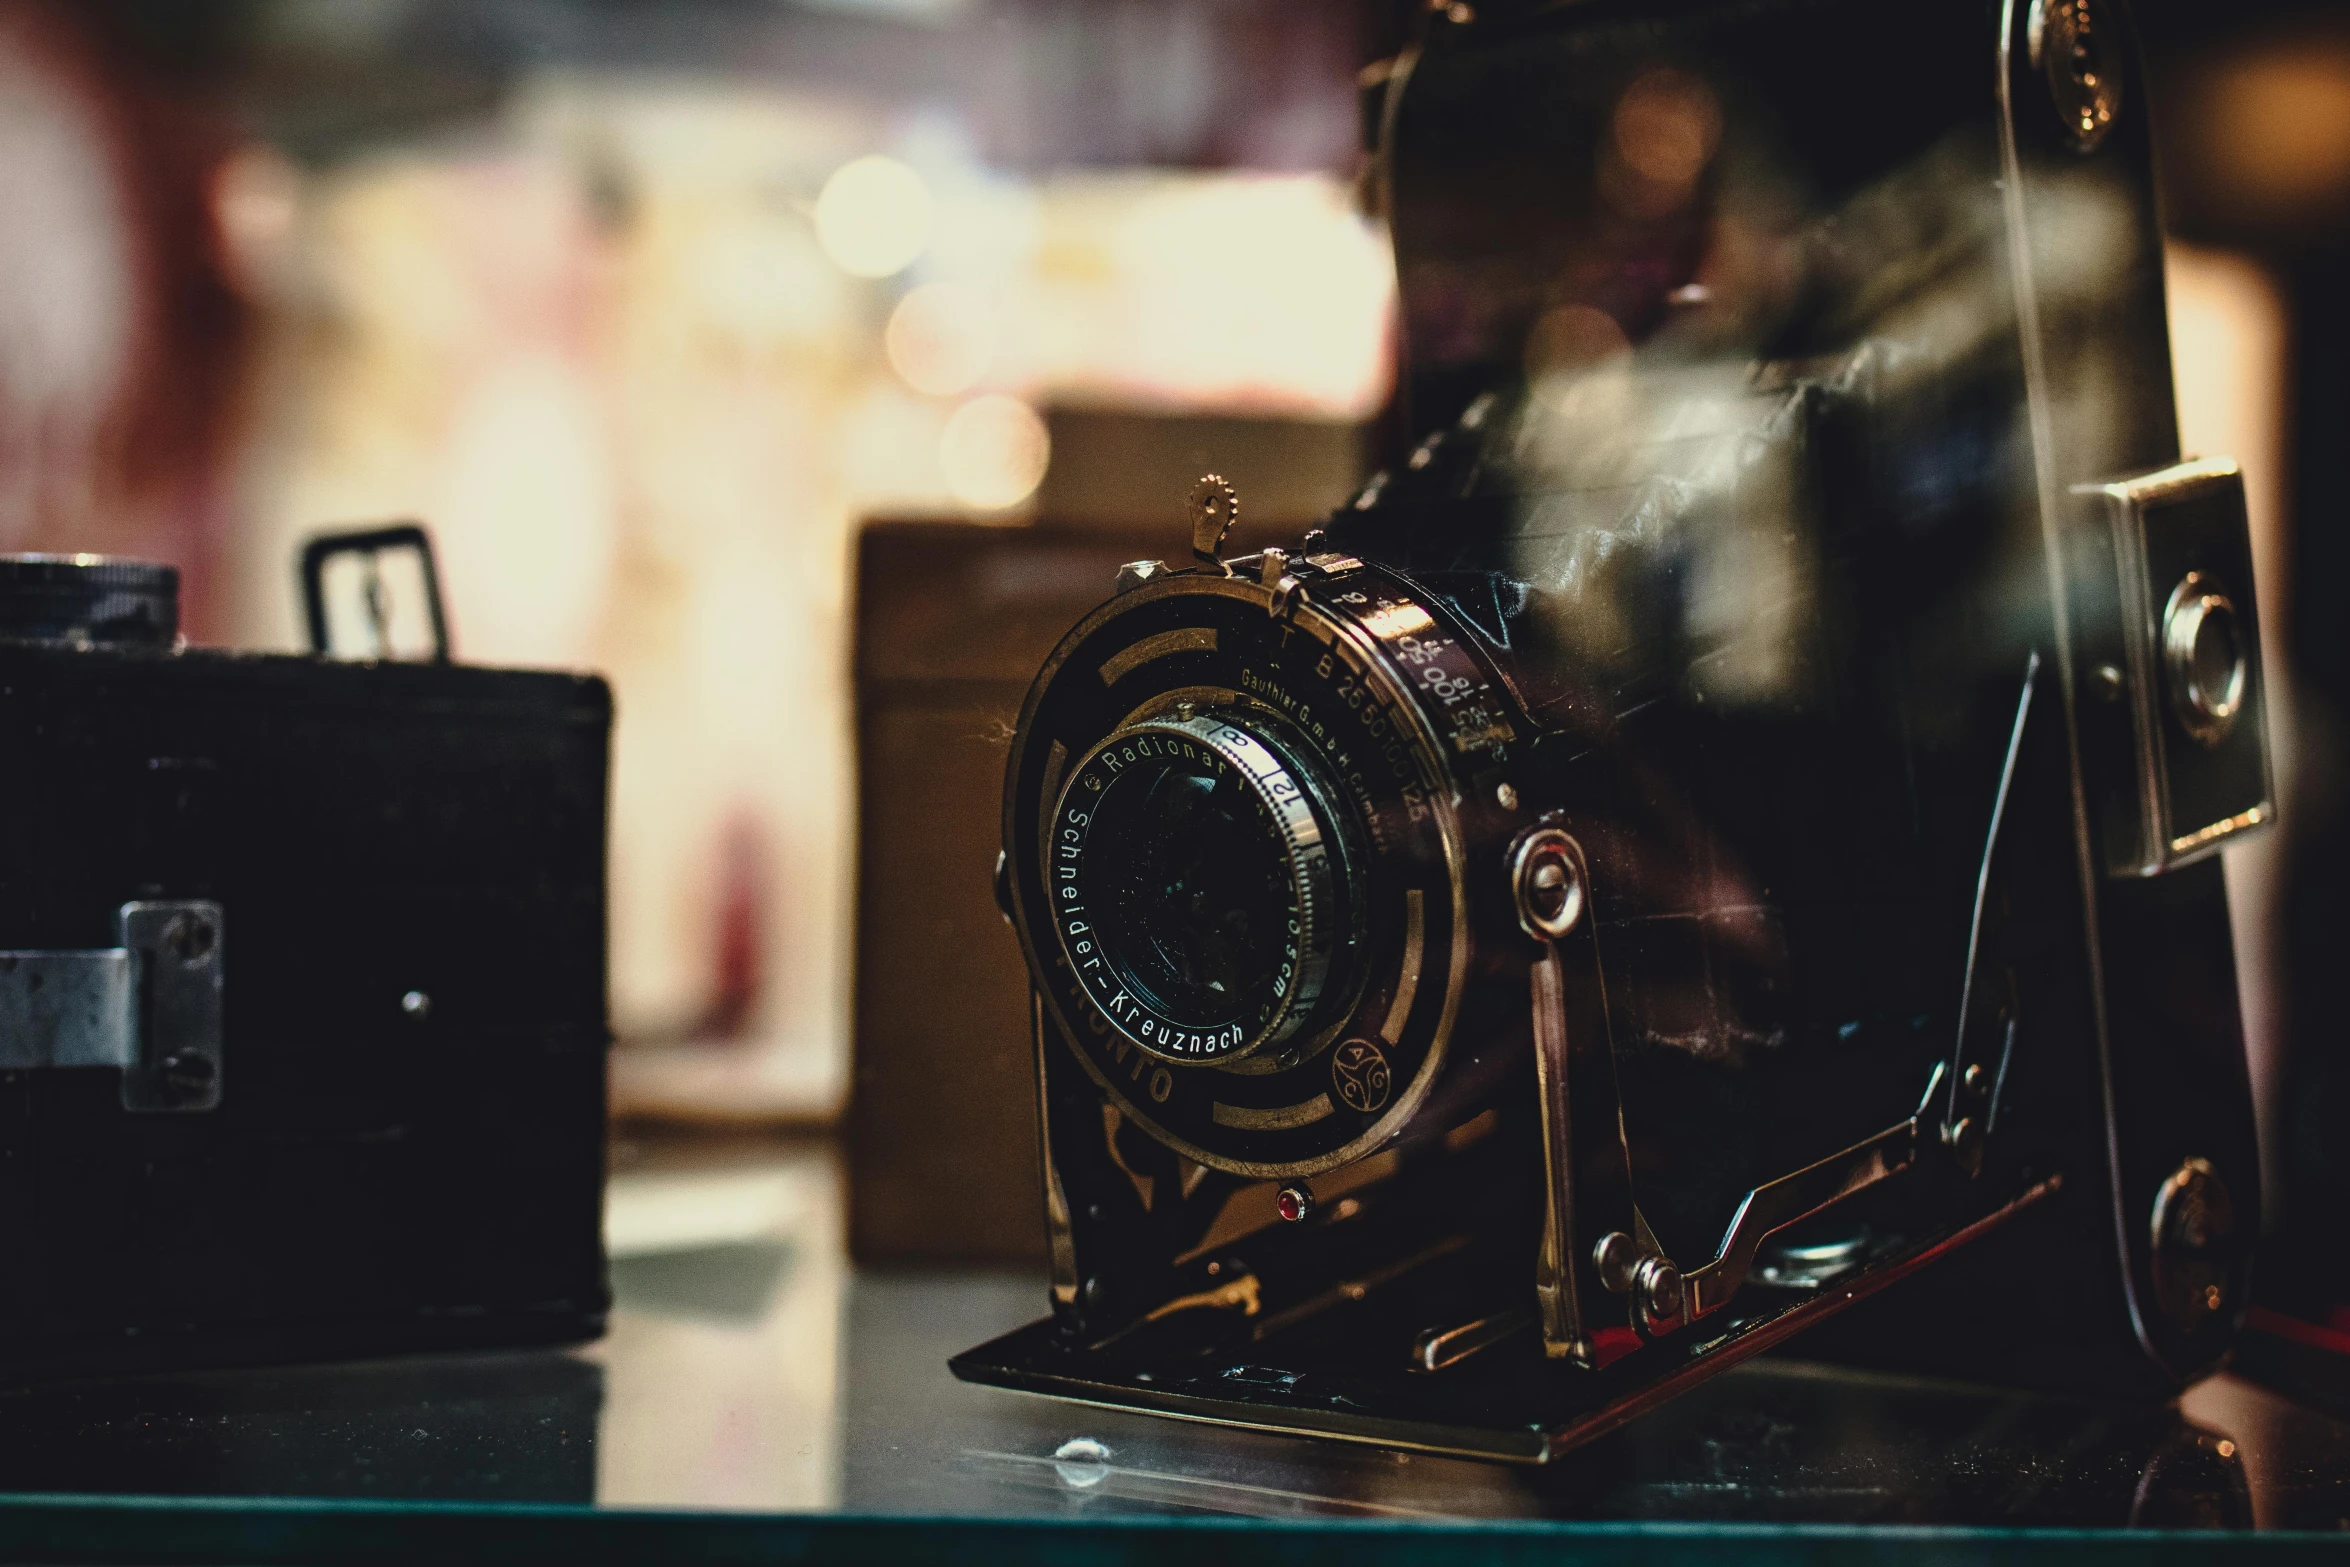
1049,712,1352,1065
1096,758,1290,1013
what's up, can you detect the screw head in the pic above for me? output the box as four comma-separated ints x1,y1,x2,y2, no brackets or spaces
1512,830,1586,941
1633,1256,1684,1334
1276,1184,1315,1223
1963,1063,1989,1100
156,1052,216,1103
1592,1231,1641,1293
1495,782,1520,811
164,914,215,964
1946,1116,1985,1176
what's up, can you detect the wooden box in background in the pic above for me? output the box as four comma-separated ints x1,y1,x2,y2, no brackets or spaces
848,411,1364,1266
849,524,1157,1266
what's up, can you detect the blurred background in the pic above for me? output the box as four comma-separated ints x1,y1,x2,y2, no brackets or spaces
0,0,2347,1502
0,0,1405,1127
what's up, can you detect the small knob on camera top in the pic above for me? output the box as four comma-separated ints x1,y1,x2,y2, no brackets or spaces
0,554,178,649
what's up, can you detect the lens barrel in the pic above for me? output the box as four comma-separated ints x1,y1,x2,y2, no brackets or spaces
1049,711,1353,1067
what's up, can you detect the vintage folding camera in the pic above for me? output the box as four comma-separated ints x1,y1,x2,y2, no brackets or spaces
955,0,2271,1459
0,531,609,1381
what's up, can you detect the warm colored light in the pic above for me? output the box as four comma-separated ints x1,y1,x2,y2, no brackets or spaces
2201,50,2350,219
813,154,931,278
1013,174,1392,418
1612,69,1722,194
886,280,995,396
939,393,1048,511
210,144,301,300
1523,303,1632,424
1524,304,1629,379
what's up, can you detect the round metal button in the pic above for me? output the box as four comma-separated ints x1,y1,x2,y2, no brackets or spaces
1633,1255,1684,1336
1510,828,1586,942
2161,572,2247,749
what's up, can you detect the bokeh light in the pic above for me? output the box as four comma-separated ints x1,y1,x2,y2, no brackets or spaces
1521,304,1635,431
938,393,1048,511
1613,69,1722,189
1010,173,1391,418
209,145,301,301
885,280,996,396
2203,50,2350,217
1524,303,1630,380
813,154,932,278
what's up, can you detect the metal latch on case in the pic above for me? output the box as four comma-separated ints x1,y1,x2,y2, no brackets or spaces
0,901,224,1112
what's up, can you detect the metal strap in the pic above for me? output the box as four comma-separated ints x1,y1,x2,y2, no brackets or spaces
0,901,224,1113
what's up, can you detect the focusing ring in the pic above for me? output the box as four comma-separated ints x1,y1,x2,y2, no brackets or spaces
1048,711,1348,1067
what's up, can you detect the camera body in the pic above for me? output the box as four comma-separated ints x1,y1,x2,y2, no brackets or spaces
0,547,609,1380
954,0,2269,1460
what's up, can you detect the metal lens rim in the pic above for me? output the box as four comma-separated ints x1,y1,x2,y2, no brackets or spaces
1049,712,1339,1066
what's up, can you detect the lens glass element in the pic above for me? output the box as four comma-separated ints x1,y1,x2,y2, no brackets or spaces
1092,751,1294,1023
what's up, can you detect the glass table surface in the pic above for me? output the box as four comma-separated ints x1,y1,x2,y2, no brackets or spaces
0,1142,2343,1563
